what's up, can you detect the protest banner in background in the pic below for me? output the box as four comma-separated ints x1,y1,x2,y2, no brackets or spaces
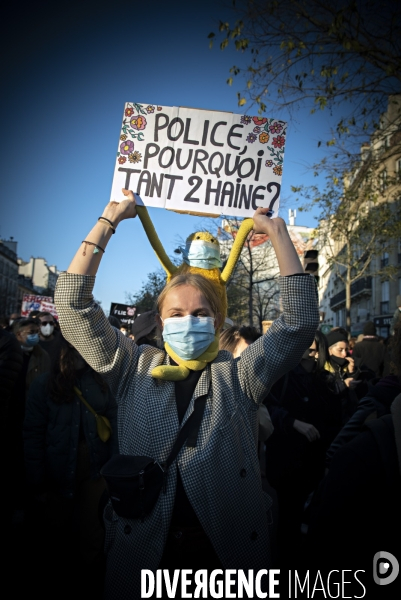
110,302,137,327
110,103,287,219
21,295,57,318
40,301,58,319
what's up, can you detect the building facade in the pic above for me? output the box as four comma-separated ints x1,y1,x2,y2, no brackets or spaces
18,256,59,295
0,238,19,315
314,95,401,337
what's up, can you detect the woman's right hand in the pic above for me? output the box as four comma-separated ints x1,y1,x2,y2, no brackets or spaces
101,189,138,226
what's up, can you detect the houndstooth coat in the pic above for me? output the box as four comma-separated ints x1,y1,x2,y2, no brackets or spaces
55,272,319,598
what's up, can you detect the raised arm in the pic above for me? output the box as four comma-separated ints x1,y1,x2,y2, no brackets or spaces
238,207,319,404
252,207,304,276
67,189,137,275
55,190,143,395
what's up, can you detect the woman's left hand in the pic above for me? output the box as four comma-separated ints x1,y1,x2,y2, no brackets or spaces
252,207,286,236
102,189,138,226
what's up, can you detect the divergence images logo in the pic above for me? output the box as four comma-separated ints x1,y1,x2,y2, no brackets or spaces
373,552,399,586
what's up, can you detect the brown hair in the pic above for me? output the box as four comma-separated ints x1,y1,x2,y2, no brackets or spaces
156,273,223,317
219,325,261,354
48,337,107,403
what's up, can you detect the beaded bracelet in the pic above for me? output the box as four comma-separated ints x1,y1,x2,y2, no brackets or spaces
98,216,116,234
82,240,105,256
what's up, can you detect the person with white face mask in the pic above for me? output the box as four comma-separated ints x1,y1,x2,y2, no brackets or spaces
37,312,61,363
38,312,56,341
55,189,319,599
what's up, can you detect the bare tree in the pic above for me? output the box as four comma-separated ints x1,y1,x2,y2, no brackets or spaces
219,219,281,327
209,0,401,172
296,140,401,330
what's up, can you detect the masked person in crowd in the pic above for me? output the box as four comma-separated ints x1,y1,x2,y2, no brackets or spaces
37,311,62,363
324,327,373,425
6,312,21,331
54,189,319,599
23,338,118,596
264,330,338,567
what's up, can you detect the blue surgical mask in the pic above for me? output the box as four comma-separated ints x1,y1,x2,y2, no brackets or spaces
25,333,39,347
162,315,215,360
179,239,222,270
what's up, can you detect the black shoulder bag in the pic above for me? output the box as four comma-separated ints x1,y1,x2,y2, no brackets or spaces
100,395,207,521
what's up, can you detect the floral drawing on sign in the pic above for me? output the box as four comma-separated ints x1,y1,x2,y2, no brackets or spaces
240,116,287,172
116,103,161,166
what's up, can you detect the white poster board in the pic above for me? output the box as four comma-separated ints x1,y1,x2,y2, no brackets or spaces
110,103,287,218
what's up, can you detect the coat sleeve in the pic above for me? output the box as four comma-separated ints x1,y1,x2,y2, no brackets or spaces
237,274,319,405
23,374,49,491
54,272,141,397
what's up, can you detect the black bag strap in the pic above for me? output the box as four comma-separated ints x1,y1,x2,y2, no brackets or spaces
164,394,207,471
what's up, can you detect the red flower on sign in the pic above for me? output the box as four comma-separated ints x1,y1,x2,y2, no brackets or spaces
118,156,126,164
253,117,267,126
125,107,134,117
272,135,285,149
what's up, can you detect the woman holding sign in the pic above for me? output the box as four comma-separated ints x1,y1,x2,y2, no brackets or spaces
55,189,319,598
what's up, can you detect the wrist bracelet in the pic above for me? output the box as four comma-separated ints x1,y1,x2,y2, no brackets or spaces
82,240,105,256
98,216,116,234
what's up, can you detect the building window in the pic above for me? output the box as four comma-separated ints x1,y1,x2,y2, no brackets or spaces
381,280,390,314
381,251,389,268
379,169,387,192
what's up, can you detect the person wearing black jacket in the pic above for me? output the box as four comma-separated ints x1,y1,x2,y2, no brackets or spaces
264,330,338,567
325,373,401,468
352,321,386,377
23,338,118,596
0,327,23,426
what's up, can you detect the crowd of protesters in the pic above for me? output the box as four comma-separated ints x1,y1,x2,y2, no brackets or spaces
1,212,401,597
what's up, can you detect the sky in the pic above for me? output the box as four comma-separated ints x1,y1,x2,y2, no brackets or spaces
0,0,342,313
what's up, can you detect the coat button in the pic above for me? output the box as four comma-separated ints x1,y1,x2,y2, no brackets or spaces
240,468,247,478
124,525,131,534
250,531,258,541
174,531,183,539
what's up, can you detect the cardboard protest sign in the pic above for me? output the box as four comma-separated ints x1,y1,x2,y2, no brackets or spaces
110,103,287,219
21,295,53,317
110,302,137,327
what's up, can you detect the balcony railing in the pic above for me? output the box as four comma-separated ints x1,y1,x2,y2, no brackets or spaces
330,277,372,309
